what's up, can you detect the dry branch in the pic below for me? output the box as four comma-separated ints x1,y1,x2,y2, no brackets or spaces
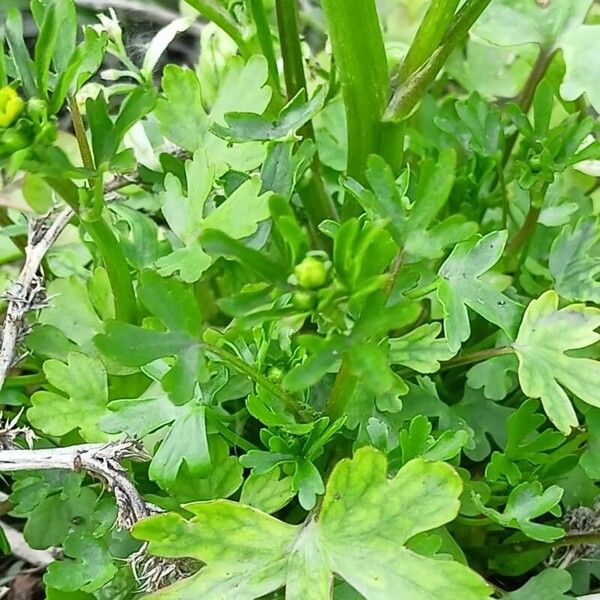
0,433,176,591
0,441,150,525
0,207,74,391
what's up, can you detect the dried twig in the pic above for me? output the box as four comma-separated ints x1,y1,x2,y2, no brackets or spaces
0,419,177,591
549,502,600,569
0,441,150,526
0,207,74,390
0,440,182,592
0,522,55,568
0,173,137,390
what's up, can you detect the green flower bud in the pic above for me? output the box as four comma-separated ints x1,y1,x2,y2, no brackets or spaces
294,257,328,290
27,98,48,125
267,366,284,383
292,290,316,310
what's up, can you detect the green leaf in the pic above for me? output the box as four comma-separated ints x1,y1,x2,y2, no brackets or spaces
155,65,210,151
95,271,205,405
210,55,273,125
212,86,328,142
346,150,475,260
39,277,103,349
438,231,524,352
5,8,37,97
134,447,490,599
155,56,271,172
560,25,600,110
346,341,405,397
549,218,600,303
101,385,211,488
581,408,600,479
467,354,519,401
506,568,572,600
169,436,243,502
157,150,272,282
475,481,564,542
474,0,591,51
200,229,288,284
23,487,97,550
389,323,456,373
28,353,110,442
513,290,600,433
485,399,564,484
87,88,157,166
436,93,503,158
240,468,295,514
474,0,600,110
44,532,117,593
393,416,468,466
33,0,58,98
50,28,108,114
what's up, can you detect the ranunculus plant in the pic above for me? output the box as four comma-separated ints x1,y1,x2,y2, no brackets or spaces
0,0,599,598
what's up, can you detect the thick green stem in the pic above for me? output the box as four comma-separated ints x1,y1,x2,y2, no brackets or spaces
53,98,138,323
184,0,251,57
245,0,283,99
320,0,389,182
274,0,305,98
275,0,338,230
68,96,94,175
397,0,459,84
46,178,138,324
379,0,460,175
386,0,492,122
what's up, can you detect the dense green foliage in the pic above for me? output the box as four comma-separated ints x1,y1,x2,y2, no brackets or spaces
1,0,600,598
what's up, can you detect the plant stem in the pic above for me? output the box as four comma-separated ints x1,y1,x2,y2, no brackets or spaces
505,182,548,258
275,0,338,230
183,0,251,57
320,0,389,183
205,343,315,422
325,361,355,421
505,205,541,257
397,0,459,84
440,346,514,371
394,346,514,380
245,0,282,100
3,373,46,388
502,49,554,168
68,96,94,175
274,0,305,99
53,99,139,324
385,0,492,122
207,411,258,452
486,531,600,555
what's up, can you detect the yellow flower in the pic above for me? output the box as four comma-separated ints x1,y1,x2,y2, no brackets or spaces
0,87,25,128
